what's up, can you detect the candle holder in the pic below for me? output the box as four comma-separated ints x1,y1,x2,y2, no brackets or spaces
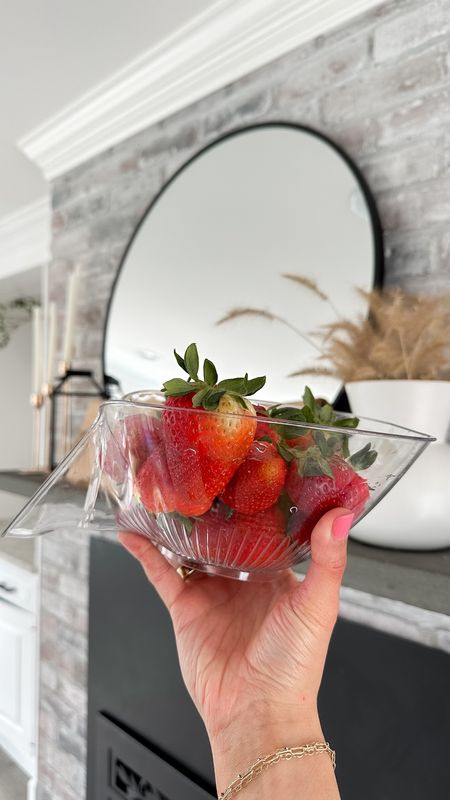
41,382,54,471
30,391,44,470
48,367,110,470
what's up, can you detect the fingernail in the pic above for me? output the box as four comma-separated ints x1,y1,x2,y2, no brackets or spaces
332,512,354,540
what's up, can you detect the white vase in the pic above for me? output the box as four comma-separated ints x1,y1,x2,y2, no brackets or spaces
346,380,450,550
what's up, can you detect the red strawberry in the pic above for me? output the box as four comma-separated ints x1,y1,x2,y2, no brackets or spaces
102,414,158,482
193,504,290,568
254,404,280,444
286,457,355,512
163,392,257,514
161,343,265,515
286,433,315,450
220,440,287,513
196,392,257,495
136,450,177,513
339,472,369,519
286,457,369,542
162,393,214,516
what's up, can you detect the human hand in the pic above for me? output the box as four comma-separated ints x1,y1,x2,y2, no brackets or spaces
119,508,352,794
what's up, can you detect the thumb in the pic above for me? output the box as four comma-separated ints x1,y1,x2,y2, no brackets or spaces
295,507,353,630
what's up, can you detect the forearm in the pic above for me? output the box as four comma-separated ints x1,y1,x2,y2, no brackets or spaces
210,710,340,799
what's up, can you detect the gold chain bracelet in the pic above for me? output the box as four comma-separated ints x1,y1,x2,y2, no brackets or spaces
219,742,336,799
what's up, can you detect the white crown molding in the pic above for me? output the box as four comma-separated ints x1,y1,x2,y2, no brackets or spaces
19,0,384,180
0,197,51,279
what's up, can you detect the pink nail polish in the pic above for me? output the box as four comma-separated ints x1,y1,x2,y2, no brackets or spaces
332,513,354,540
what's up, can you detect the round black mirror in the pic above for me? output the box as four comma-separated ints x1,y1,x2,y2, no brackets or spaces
104,123,383,401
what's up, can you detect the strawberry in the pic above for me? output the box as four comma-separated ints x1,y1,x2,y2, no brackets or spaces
286,457,369,542
162,393,219,516
136,450,177,513
286,457,355,512
254,405,280,445
339,472,370,519
267,386,360,458
266,386,376,544
102,414,158,482
286,433,314,450
220,440,287,513
161,344,265,514
193,504,290,569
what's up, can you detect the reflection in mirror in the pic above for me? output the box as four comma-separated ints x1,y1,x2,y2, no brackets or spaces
105,124,382,402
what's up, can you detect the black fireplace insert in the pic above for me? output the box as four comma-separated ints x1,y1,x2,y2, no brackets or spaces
87,537,450,800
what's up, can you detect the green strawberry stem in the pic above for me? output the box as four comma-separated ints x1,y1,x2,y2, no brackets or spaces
272,387,377,476
162,343,266,410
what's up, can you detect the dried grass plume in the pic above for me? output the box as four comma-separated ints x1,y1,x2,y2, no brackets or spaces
293,289,450,382
217,275,450,383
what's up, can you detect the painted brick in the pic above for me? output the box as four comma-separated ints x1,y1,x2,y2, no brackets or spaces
88,214,139,250
39,708,58,742
321,45,448,124
378,87,450,147
41,690,82,733
384,230,435,277
41,560,61,592
375,186,422,231
52,180,77,210
52,224,90,259
58,673,87,712
374,1,450,62
50,744,86,796
41,633,73,678
42,536,88,577
58,728,87,762
37,786,53,800
58,647,88,688
330,119,380,158
286,97,321,128
203,87,272,135
40,661,58,692
59,572,89,607
38,759,57,793
56,619,88,656
110,170,164,213
59,189,111,230
360,136,444,192
388,267,450,295
42,587,88,633
439,230,450,267
275,34,370,106
137,133,172,166
416,178,450,224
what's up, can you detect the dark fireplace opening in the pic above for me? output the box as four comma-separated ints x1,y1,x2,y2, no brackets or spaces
87,538,450,800
87,537,216,799
93,712,213,799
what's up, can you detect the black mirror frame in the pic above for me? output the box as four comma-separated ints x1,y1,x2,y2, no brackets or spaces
102,121,385,405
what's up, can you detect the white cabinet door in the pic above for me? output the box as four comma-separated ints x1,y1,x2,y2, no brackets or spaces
0,599,36,775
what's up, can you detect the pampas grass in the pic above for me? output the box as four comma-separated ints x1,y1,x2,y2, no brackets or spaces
217,274,450,382
281,274,328,301
216,305,322,353
290,288,450,381
282,273,342,319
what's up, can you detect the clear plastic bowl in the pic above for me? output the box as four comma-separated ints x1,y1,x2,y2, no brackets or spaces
1,391,434,581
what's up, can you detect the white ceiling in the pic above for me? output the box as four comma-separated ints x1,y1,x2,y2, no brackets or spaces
0,0,213,218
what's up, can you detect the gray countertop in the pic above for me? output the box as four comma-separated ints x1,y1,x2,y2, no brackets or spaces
0,470,448,616
0,478,41,571
0,536,37,571
295,538,449,616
